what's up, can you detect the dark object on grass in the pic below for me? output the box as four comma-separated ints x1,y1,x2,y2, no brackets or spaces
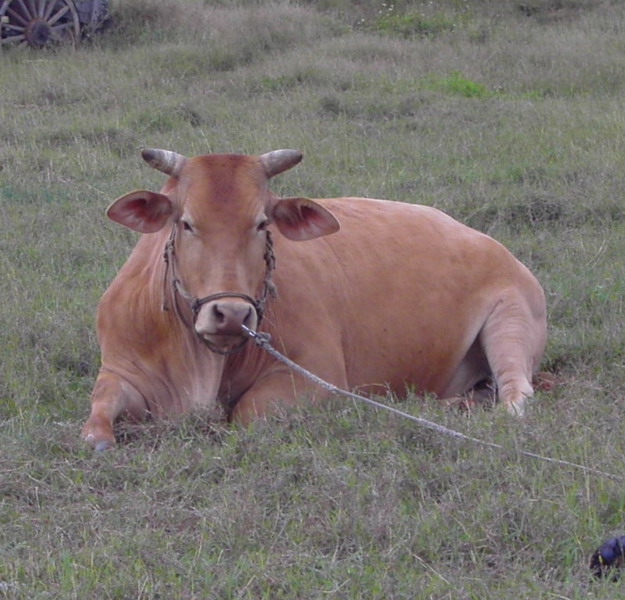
590,535,625,579
0,0,108,48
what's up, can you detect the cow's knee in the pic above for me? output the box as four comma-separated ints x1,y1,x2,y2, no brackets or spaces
82,370,146,450
229,370,328,425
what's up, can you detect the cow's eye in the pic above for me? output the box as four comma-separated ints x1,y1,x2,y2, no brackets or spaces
257,219,269,232
181,219,193,233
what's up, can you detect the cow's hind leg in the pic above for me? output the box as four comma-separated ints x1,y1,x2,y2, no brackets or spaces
479,292,546,416
81,368,147,450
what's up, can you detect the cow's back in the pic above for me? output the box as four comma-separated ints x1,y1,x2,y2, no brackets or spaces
266,197,544,397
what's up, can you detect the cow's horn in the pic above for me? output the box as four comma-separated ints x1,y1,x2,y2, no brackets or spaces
260,149,303,178
141,148,186,177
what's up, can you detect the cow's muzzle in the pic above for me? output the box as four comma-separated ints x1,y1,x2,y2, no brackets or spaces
174,289,263,355
193,294,259,351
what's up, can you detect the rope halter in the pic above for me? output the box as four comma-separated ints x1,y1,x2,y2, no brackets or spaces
161,223,277,355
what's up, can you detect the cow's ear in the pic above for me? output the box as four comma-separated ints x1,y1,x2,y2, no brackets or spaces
106,190,174,233
271,197,340,241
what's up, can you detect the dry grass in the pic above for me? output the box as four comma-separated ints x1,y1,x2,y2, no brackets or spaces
3,0,625,597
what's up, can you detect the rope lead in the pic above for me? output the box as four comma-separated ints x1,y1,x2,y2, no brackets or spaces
241,325,622,482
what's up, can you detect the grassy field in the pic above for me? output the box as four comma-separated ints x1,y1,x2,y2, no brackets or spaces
3,0,625,597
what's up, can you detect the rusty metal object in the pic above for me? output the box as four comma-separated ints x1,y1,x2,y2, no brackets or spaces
0,0,108,48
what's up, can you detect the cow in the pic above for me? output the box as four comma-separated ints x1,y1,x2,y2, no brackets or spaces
81,148,547,450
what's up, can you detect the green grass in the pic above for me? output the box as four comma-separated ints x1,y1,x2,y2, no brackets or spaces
370,9,460,38
3,0,625,597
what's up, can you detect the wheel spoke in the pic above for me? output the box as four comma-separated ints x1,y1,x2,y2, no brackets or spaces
42,0,56,20
39,0,50,18
49,21,76,41
48,4,69,26
25,0,37,18
6,6,27,25
50,21,72,31
7,6,28,25
5,22,26,31
0,32,25,43
15,0,32,20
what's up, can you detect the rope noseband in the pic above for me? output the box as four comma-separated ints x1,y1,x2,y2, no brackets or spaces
161,224,276,355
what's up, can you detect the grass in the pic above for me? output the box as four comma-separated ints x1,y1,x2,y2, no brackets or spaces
3,0,625,597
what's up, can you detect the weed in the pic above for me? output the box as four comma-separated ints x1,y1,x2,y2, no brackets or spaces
372,9,458,38
424,70,491,98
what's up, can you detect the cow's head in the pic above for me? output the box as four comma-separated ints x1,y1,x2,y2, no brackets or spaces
106,149,340,352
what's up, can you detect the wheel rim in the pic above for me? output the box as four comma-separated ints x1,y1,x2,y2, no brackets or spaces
0,0,81,47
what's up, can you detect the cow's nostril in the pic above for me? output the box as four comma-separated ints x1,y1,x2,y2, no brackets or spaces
243,306,254,327
212,304,226,323
205,301,257,336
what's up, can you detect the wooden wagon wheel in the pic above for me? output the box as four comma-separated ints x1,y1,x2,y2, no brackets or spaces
0,0,81,47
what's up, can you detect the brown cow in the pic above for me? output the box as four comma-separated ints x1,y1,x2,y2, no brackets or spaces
82,148,547,450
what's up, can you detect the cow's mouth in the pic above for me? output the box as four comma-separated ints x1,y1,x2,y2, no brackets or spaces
197,331,253,355
193,299,258,355
205,331,248,346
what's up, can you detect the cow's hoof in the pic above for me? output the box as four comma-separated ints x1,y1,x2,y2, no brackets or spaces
503,400,526,417
94,439,115,452
82,431,115,451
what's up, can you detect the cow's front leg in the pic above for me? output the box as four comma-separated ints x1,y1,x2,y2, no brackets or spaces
229,368,337,426
81,368,148,450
